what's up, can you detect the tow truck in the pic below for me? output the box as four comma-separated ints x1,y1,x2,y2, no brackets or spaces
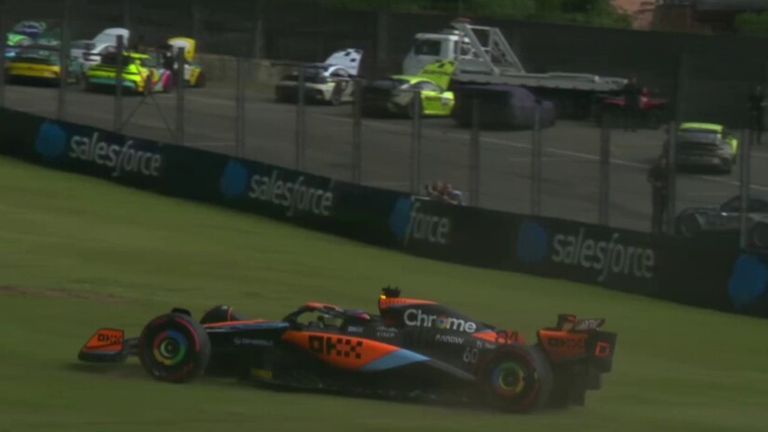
402,20,628,119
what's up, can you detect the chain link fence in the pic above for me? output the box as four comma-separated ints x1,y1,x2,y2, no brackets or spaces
1,2,766,241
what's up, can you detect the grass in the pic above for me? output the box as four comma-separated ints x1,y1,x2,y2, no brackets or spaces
1,155,767,431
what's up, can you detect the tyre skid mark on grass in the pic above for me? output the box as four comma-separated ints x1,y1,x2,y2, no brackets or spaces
0,285,125,303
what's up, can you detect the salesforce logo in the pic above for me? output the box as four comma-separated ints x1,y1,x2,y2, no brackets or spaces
516,221,550,264
34,121,163,177
219,159,335,217
220,160,250,199
389,197,451,246
516,220,655,282
389,197,413,242
35,121,68,160
728,254,768,312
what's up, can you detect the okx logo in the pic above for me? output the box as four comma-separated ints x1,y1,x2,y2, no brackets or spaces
389,197,452,246
35,121,68,160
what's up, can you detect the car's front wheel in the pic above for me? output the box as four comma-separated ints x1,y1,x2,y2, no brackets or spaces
138,312,211,383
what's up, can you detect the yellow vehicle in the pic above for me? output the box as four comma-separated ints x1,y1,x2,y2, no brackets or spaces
85,51,173,95
167,37,206,88
362,60,456,117
5,46,81,85
676,122,739,174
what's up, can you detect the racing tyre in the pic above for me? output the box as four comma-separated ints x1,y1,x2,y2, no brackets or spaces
195,71,207,88
750,222,768,249
480,345,553,413
407,94,423,119
330,83,343,106
138,312,211,383
200,305,246,324
676,213,702,238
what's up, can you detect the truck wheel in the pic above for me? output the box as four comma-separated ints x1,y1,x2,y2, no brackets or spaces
138,312,211,383
200,305,246,324
480,345,553,413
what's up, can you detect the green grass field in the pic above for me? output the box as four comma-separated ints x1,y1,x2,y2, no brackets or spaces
1,155,768,432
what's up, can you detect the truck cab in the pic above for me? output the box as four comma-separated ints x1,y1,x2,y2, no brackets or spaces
402,30,472,76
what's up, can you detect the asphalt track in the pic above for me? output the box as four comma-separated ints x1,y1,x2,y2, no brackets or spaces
4,82,768,232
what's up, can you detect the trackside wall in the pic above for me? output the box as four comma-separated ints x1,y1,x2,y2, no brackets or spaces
1,107,766,316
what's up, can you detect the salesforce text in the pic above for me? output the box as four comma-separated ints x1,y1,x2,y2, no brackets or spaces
552,229,655,282
69,133,162,177
249,171,334,217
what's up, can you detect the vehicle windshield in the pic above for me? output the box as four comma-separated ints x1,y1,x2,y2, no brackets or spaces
413,39,442,56
721,196,768,213
14,49,59,65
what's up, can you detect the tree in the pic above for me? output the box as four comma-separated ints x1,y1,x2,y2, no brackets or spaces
735,12,768,36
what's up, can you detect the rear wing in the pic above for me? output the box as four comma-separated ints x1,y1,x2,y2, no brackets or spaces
323,48,363,76
78,328,137,363
417,60,456,90
537,314,617,372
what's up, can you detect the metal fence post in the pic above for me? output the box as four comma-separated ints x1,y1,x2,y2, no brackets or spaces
113,35,125,132
469,95,481,207
175,46,186,146
122,0,132,30
740,128,752,249
530,103,542,216
295,67,306,170
410,92,422,195
0,11,6,108
665,121,678,234
352,78,363,184
57,0,72,120
598,123,611,225
235,57,246,158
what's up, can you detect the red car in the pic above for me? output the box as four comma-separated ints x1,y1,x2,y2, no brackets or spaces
599,89,668,128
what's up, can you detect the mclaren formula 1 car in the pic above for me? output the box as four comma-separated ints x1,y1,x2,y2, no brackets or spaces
78,288,617,412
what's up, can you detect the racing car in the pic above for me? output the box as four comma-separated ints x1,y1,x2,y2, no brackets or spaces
275,48,362,105
84,50,173,95
78,287,617,412
675,194,768,241
167,37,206,88
362,60,456,118
673,122,738,173
5,45,82,86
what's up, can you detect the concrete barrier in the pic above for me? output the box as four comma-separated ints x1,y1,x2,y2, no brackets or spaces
197,53,293,89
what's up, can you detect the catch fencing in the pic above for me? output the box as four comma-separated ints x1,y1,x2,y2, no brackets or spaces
0,0,766,240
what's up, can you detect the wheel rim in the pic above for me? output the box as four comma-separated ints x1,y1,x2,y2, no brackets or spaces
152,330,189,366
491,362,528,397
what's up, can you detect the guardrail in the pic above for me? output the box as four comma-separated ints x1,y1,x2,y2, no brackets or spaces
2,106,766,317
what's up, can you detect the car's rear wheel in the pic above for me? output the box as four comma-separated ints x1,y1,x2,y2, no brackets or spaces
676,213,703,238
407,93,423,119
750,222,768,249
138,312,210,383
330,82,343,106
195,71,206,88
480,345,553,413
